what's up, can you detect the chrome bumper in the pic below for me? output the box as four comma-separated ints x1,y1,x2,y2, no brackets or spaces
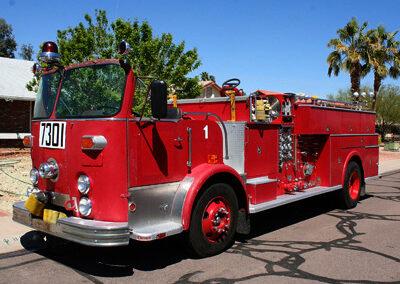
12,201,130,247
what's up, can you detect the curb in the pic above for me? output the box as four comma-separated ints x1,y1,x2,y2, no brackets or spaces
379,169,400,178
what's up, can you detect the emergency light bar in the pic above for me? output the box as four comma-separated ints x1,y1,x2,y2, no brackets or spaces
39,41,60,63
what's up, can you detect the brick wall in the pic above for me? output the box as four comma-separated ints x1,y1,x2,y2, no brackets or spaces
0,100,33,147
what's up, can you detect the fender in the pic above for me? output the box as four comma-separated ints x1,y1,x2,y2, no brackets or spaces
341,150,363,186
180,163,246,230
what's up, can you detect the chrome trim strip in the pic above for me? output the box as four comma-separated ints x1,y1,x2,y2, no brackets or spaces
297,104,376,114
128,117,180,123
330,133,378,137
365,145,380,148
128,182,180,192
174,96,248,104
130,222,183,241
12,202,129,247
249,185,342,213
246,176,277,185
187,127,192,168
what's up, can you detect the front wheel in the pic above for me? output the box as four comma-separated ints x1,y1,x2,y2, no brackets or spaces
187,183,238,257
339,161,364,209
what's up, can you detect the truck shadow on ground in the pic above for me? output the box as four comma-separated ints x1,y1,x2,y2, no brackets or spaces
17,176,400,282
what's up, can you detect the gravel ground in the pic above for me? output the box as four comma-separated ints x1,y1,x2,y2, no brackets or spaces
0,154,31,213
0,146,398,214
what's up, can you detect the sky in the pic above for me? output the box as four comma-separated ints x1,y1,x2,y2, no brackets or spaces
2,0,400,97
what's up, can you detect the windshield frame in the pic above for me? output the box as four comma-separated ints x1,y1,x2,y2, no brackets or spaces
54,62,128,119
33,69,62,119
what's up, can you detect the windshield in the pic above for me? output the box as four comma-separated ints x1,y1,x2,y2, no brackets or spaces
56,64,126,118
33,72,61,118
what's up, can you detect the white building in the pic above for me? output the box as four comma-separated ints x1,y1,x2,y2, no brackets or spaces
0,57,35,145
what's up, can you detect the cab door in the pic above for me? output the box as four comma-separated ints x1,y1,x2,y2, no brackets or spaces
128,120,187,186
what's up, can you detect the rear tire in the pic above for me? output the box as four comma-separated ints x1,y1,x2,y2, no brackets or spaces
339,161,363,209
187,183,238,258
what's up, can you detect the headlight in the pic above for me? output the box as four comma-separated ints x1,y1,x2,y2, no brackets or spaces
30,168,39,185
78,197,92,216
77,175,90,194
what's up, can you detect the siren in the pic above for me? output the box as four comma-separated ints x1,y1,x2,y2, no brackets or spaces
118,40,131,55
39,41,60,63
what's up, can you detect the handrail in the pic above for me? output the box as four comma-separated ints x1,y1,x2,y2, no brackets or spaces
182,112,229,159
186,127,192,169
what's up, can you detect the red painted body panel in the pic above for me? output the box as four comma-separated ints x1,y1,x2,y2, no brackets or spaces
247,182,277,204
244,125,279,179
128,119,223,187
177,100,250,121
31,120,129,222
293,105,375,135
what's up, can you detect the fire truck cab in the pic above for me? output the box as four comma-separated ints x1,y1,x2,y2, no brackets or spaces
13,41,379,257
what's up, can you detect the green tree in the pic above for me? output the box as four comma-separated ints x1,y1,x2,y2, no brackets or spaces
0,18,17,58
19,44,34,60
365,26,400,110
54,9,201,102
375,85,400,139
327,18,369,95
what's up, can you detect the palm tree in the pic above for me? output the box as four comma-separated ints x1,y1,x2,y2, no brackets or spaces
366,26,400,110
200,71,216,82
327,18,369,95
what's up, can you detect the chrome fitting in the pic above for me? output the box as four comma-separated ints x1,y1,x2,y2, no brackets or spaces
39,160,59,179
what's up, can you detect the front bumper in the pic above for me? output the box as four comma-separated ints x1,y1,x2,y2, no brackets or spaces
13,201,130,247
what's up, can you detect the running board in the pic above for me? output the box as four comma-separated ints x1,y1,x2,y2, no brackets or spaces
249,185,342,214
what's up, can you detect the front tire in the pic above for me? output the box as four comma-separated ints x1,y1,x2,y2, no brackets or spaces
187,183,238,257
339,161,363,209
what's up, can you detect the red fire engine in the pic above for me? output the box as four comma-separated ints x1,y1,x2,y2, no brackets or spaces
13,41,379,257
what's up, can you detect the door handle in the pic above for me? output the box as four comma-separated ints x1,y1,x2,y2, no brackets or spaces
174,137,183,143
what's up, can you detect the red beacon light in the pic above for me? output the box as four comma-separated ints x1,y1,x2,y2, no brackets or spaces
39,41,60,64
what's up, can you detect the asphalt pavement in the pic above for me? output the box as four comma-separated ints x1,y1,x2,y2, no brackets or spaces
1,172,400,284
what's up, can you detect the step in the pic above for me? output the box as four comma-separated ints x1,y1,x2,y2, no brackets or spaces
249,185,342,214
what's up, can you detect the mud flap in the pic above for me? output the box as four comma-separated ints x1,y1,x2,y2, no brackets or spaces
236,209,250,234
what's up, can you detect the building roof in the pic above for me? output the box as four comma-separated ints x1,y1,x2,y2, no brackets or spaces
199,80,222,91
0,57,36,101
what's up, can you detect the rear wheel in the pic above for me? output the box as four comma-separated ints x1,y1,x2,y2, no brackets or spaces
187,183,238,257
339,161,363,209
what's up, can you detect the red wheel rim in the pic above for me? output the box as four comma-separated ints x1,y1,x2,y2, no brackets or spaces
201,196,231,243
348,171,360,200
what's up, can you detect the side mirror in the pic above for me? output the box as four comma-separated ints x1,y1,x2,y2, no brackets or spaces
150,80,168,119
